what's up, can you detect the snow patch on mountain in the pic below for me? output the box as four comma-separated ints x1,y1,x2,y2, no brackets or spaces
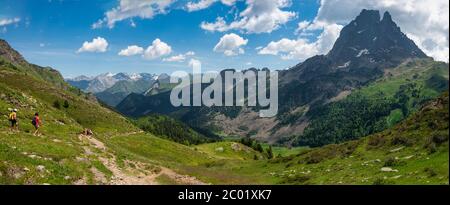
337,61,351,68
356,49,370,57
67,72,162,93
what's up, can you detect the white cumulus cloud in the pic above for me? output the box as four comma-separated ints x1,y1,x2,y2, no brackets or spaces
186,0,236,12
262,0,449,62
143,38,172,59
163,51,196,62
163,54,186,62
259,23,342,61
185,51,196,56
259,38,317,60
201,0,296,34
0,17,20,26
214,33,248,56
118,45,144,56
93,0,175,29
295,20,310,34
77,37,109,53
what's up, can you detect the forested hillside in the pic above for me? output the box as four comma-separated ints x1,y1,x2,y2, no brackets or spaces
294,59,449,147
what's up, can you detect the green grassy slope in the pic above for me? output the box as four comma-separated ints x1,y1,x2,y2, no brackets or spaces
0,39,447,185
0,59,137,184
196,141,264,160
295,59,449,147
171,92,448,185
134,114,217,145
261,92,448,184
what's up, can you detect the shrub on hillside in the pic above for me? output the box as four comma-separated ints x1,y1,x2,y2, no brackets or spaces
63,100,69,109
383,156,405,167
367,134,387,149
424,167,438,178
391,135,414,147
53,100,61,109
430,132,448,145
266,146,273,159
239,137,264,153
424,131,448,154
280,174,311,185
300,141,360,164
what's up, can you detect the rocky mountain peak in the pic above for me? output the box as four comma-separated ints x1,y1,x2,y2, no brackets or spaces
355,9,381,26
0,39,27,65
279,9,431,119
327,9,427,66
382,11,393,23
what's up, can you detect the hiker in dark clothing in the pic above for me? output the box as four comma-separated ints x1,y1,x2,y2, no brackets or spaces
32,112,41,136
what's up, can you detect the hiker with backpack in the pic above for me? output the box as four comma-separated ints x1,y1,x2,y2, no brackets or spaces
8,109,18,132
32,112,41,136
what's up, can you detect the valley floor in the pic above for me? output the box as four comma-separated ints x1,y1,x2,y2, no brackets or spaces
1,118,448,185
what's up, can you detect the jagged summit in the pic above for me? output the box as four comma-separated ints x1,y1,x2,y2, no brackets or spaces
354,9,381,26
382,11,393,23
327,9,427,66
275,9,432,127
282,9,428,85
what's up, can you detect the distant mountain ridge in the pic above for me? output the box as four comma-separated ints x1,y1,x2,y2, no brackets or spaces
115,10,445,146
67,72,170,106
66,72,159,93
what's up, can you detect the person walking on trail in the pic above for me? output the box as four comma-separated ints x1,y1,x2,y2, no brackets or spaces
8,109,18,132
32,112,41,136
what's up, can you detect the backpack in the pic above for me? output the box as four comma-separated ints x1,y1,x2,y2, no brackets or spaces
32,117,37,126
8,112,15,121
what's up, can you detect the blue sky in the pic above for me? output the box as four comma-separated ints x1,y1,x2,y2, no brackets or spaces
1,0,448,78
0,0,321,77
